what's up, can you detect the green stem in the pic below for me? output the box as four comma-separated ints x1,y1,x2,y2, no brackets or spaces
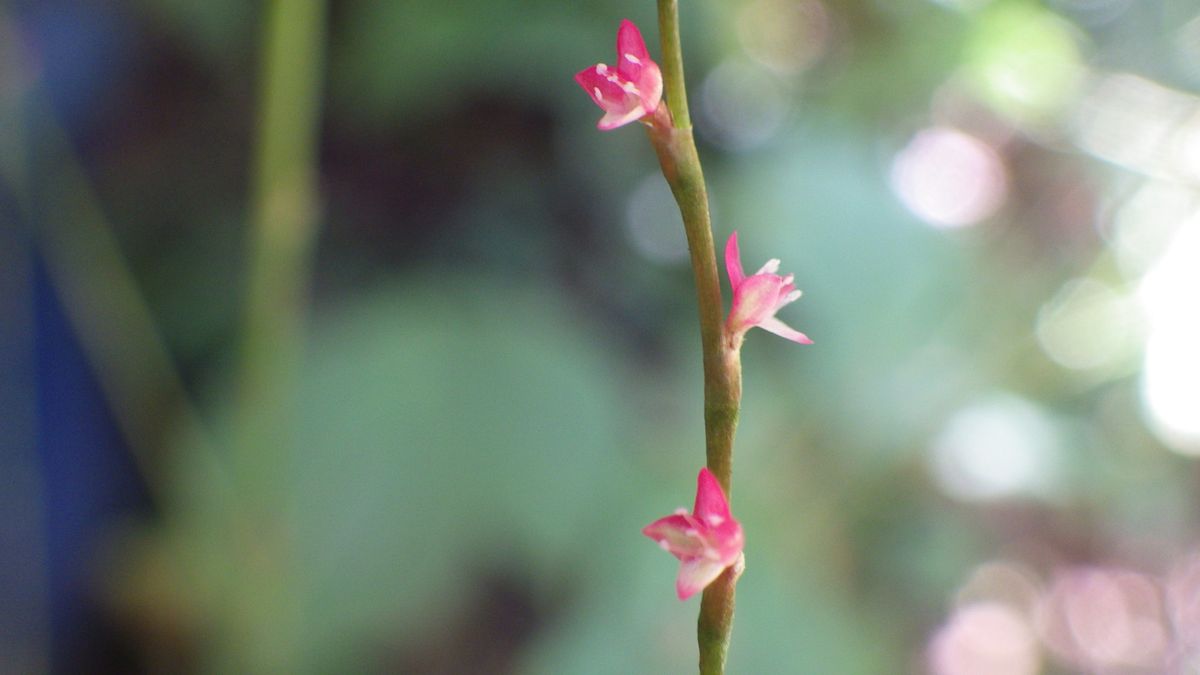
228,2,326,671
652,2,742,673
656,0,690,129
234,0,326,505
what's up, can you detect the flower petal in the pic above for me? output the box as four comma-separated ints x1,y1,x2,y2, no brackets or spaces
728,274,785,335
643,514,708,559
635,61,663,114
575,65,630,108
676,557,729,600
597,103,648,130
710,520,745,566
759,316,813,344
725,231,745,289
693,468,744,565
616,19,651,80
693,467,733,523
776,289,802,310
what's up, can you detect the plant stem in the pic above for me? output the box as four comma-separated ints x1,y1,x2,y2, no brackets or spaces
229,1,326,670
652,2,743,672
235,0,326,506
656,0,690,129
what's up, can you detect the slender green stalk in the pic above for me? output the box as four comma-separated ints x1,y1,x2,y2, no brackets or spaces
652,2,743,672
234,0,326,505
228,2,325,671
656,0,690,129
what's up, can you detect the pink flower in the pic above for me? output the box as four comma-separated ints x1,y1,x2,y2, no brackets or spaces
643,467,745,600
724,231,813,348
574,19,664,131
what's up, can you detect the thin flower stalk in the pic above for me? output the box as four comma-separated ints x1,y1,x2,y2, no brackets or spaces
576,6,811,674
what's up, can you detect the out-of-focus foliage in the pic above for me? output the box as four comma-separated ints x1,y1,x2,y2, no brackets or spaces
5,0,1200,673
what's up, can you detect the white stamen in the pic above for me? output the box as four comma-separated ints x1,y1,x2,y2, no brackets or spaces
624,53,642,65
620,81,640,95
593,87,603,101
658,540,671,551
706,515,725,526
757,259,781,275
684,528,699,537
596,63,608,74
674,507,688,515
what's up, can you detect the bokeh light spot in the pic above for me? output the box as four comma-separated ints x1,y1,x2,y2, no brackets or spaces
890,127,1007,229
1166,551,1200,654
955,561,1043,614
625,173,688,265
964,3,1083,125
927,602,1040,675
1109,181,1199,278
1035,277,1138,374
1073,73,1200,183
929,394,1061,501
736,0,830,75
1138,216,1200,454
699,59,788,151
1036,567,1168,670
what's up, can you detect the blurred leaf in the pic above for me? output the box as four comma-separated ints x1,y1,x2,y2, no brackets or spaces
166,278,639,668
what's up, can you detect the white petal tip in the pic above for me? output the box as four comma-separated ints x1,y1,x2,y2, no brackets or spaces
757,259,782,275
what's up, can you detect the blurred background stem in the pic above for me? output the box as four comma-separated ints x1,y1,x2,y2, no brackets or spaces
4,73,219,510
228,1,326,670
652,2,742,672
234,0,326,502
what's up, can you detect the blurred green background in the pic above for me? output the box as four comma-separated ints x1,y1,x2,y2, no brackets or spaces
3,0,1200,673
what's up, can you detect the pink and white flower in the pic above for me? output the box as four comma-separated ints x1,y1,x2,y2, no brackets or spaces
724,231,813,348
643,467,745,600
575,19,664,131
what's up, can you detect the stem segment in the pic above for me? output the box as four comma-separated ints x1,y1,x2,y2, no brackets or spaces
656,0,690,129
228,2,326,670
235,0,326,506
651,2,742,672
